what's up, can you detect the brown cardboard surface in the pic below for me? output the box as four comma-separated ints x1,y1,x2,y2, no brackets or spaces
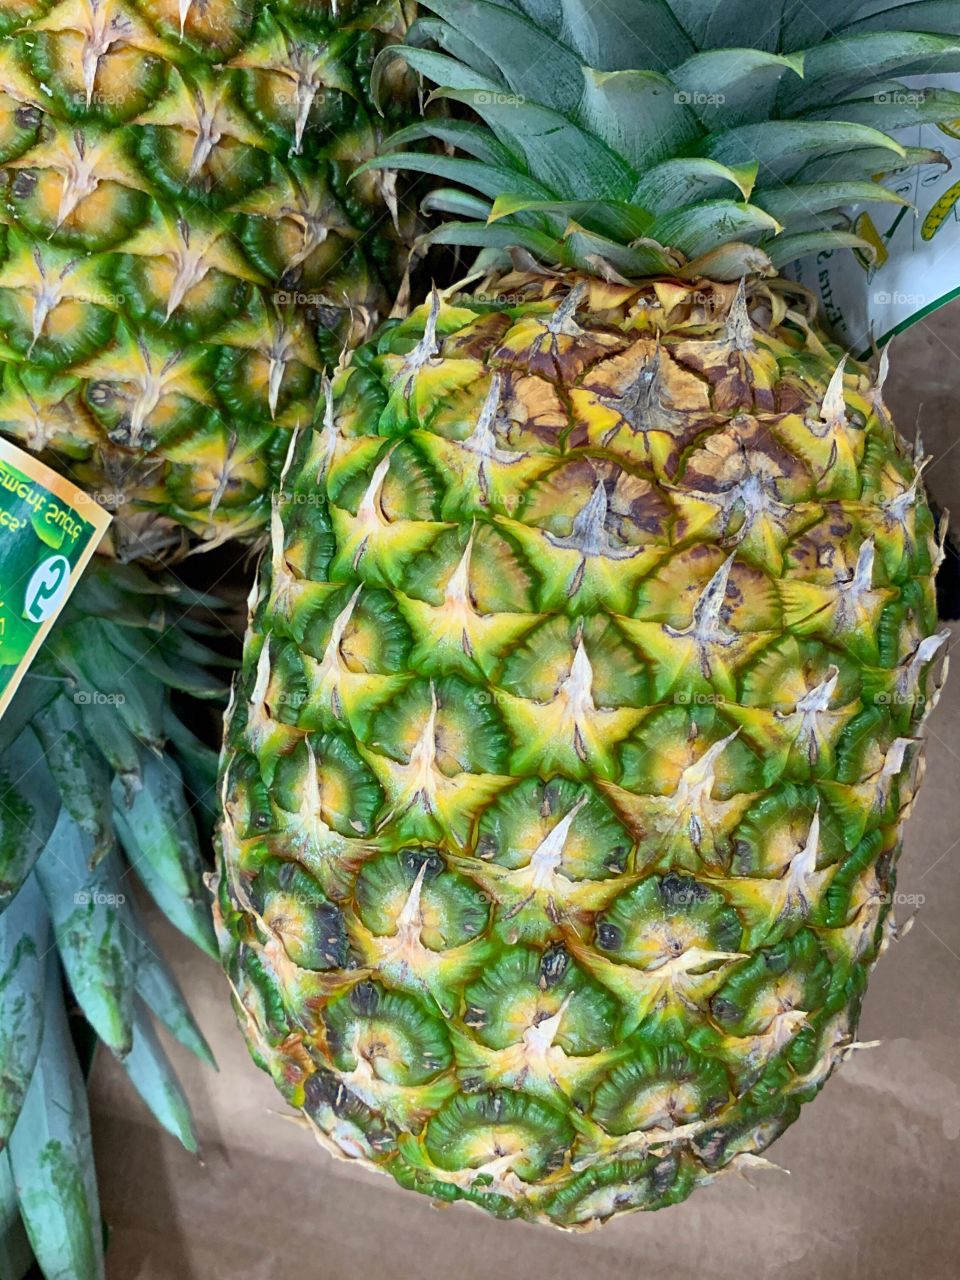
89,315,960,1280
884,299,960,520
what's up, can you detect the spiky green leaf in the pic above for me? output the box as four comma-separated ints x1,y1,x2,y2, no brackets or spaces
489,195,653,240
118,1001,199,1153
0,1152,34,1280
422,190,494,219
112,751,206,904
705,119,905,177
423,0,585,113
671,48,804,126
133,928,216,1069
34,822,135,1055
371,45,499,112
668,0,784,51
30,698,114,861
0,730,57,907
649,200,781,257
559,0,693,70
355,153,549,203
763,228,876,268
434,89,632,199
561,226,682,276
382,119,516,165
805,86,960,131
799,32,960,93
579,68,696,170
417,219,565,259
8,952,104,1280
754,181,910,223
123,828,217,961
0,874,47,1144
631,157,758,211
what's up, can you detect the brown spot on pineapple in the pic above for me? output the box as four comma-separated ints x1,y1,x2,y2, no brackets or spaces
278,1032,314,1081
787,506,860,579
492,282,627,382
11,169,38,200
14,105,42,130
679,415,813,504
522,455,670,548
573,338,712,463
442,309,513,360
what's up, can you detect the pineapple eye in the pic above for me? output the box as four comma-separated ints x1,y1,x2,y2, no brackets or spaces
462,945,620,1056
0,237,117,370
248,857,349,971
595,873,742,969
322,981,453,1087
25,31,167,125
298,584,411,674
302,1068,398,1159
473,776,631,882
8,154,150,253
0,93,42,164
359,673,511,780
269,730,383,838
424,1092,574,1183
708,931,830,1043
592,1045,730,1137
139,0,254,58
354,849,489,951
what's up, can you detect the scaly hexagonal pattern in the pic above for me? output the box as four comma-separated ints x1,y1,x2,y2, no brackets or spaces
216,273,946,1226
0,0,418,541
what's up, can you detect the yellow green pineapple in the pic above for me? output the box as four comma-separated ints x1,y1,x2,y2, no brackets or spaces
209,0,959,1228
0,0,420,547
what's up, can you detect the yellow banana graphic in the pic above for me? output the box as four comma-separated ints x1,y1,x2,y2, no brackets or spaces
921,179,960,241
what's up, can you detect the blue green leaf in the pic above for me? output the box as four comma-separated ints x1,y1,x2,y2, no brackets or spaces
117,1001,199,1154
34,822,135,1055
8,952,104,1280
0,873,48,1144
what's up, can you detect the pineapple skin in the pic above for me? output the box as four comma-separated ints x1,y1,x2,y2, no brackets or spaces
0,0,418,544
215,274,946,1227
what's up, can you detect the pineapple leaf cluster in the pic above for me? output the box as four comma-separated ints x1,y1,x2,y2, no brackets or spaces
364,0,960,277
0,563,227,1277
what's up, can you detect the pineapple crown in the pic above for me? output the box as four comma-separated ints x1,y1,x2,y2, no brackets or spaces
360,0,960,280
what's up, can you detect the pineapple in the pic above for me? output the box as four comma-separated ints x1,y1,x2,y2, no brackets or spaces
0,0,420,546
215,1,957,1227
0,560,227,1276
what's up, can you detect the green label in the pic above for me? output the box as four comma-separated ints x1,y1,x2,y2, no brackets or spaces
0,438,111,720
